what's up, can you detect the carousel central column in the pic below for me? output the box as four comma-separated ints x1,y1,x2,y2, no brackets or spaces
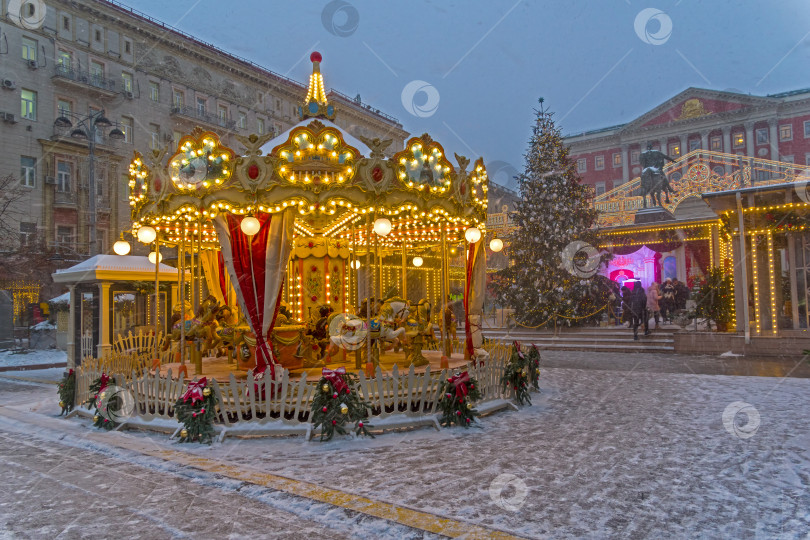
440,223,448,357
401,244,407,300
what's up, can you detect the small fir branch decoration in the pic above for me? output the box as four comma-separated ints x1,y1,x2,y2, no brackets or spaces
501,342,534,406
174,377,218,444
311,367,373,441
438,371,481,427
57,369,76,415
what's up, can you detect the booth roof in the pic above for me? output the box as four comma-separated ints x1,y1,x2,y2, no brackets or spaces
259,118,373,157
52,255,179,284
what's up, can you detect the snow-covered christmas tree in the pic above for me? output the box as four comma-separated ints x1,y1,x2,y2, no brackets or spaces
492,99,608,328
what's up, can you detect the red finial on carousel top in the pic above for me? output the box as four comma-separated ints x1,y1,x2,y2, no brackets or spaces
300,50,335,120
310,51,322,63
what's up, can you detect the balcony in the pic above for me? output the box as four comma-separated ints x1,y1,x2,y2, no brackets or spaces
170,106,236,131
52,65,117,98
54,189,78,207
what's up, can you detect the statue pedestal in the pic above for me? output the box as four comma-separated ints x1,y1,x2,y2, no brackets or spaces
634,207,675,225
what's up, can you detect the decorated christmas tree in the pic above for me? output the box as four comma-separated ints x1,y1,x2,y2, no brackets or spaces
492,99,606,327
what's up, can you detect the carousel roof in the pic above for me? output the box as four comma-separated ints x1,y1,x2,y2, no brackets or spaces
260,118,372,157
52,255,179,284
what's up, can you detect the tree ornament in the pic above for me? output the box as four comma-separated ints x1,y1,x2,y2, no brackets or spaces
93,415,99,423
180,428,188,439
203,387,211,397
340,404,349,415
322,383,330,392
59,401,65,408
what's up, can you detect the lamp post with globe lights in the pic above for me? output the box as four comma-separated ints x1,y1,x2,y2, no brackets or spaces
54,110,125,256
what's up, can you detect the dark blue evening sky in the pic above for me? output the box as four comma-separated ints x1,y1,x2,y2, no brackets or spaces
131,0,810,188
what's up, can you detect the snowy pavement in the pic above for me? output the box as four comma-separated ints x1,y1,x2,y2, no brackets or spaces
0,349,66,370
0,353,809,538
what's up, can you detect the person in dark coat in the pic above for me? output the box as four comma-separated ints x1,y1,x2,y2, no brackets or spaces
673,278,690,311
661,278,676,323
628,281,649,340
620,284,632,326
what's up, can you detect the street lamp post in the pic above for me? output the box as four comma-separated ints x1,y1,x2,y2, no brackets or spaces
54,110,125,256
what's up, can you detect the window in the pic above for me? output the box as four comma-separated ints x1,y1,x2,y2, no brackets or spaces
733,133,745,148
805,153,810,166
804,121,810,139
56,226,74,249
22,37,37,61
20,156,36,188
149,124,160,150
613,179,626,189
217,105,228,126
594,155,604,170
577,158,587,173
124,39,132,55
196,96,206,115
121,117,133,143
274,123,282,136
688,139,700,152
257,118,265,135
121,72,133,93
238,112,247,129
20,89,36,120
755,127,769,145
612,152,621,167
669,144,680,157
710,136,722,151
275,98,281,111
56,161,71,192
90,60,103,78
62,16,70,31
172,131,182,150
630,150,640,165
149,81,159,102
782,155,794,164
20,222,36,248
595,182,606,196
95,29,102,42
780,124,793,141
57,99,71,117
57,50,72,67
172,89,184,108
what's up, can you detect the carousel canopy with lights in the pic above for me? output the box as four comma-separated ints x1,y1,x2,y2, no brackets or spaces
127,52,489,377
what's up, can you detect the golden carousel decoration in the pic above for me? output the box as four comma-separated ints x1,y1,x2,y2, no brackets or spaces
127,52,489,382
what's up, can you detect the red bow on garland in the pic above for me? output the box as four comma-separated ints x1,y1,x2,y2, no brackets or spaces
182,377,208,405
97,373,109,395
447,371,470,399
513,341,524,359
322,367,349,395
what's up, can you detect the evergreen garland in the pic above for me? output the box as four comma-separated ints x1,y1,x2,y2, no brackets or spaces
85,374,116,430
527,345,541,391
57,369,75,416
311,367,373,441
491,98,605,328
438,371,482,427
174,378,218,444
501,343,533,406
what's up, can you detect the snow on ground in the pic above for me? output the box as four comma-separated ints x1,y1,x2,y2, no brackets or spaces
0,349,66,369
2,358,810,538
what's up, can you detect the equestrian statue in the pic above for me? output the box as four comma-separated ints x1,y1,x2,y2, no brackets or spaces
640,143,677,208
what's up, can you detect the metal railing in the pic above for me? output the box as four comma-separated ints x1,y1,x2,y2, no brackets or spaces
170,106,236,130
53,65,117,92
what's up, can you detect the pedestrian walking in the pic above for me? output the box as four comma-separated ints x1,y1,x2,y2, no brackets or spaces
661,278,675,323
628,281,649,340
647,282,662,330
673,278,689,311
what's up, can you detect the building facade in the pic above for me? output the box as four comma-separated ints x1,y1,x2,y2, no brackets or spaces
0,0,407,269
564,87,810,196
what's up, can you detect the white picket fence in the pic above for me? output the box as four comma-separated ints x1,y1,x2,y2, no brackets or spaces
74,341,514,428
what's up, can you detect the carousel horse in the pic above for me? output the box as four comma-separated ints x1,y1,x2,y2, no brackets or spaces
162,295,220,354
402,299,435,367
207,306,252,361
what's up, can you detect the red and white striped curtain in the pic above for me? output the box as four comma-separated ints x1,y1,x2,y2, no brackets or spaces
213,209,294,378
464,239,486,359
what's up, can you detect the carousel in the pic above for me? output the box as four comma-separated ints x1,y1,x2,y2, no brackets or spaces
126,52,489,382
